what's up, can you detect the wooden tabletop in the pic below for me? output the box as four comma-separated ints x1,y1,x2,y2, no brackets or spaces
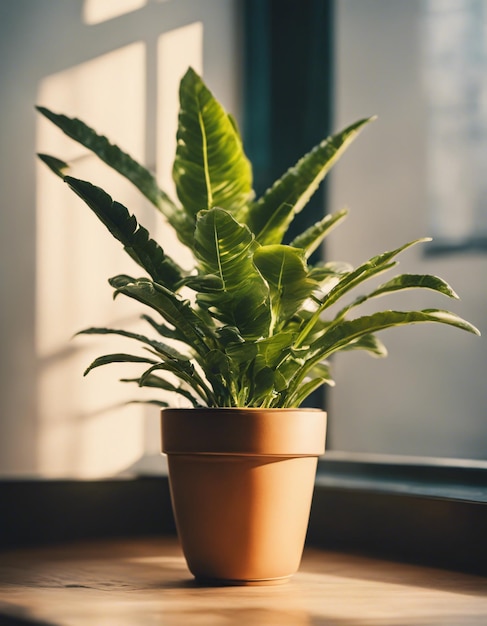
0,537,486,625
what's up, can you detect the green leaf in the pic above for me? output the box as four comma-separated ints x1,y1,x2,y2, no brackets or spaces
193,208,271,339
83,353,157,376
334,273,460,321
289,208,349,258
369,273,459,299
308,261,353,283
253,245,317,325
247,118,374,243
286,309,480,403
127,399,170,407
225,341,258,365
312,309,480,360
204,349,232,377
35,106,195,244
255,332,295,367
216,325,246,347
76,327,190,361
307,361,334,383
109,275,214,356
202,350,237,404
37,153,70,178
282,360,335,406
252,365,276,405
296,239,430,348
173,68,253,221
121,375,201,406
138,361,214,406
339,333,388,357
141,314,181,340
65,176,183,289
323,239,430,310
309,261,353,297
180,274,224,293
284,377,330,408
253,202,293,245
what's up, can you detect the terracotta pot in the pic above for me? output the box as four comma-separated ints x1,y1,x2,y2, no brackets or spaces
161,407,326,585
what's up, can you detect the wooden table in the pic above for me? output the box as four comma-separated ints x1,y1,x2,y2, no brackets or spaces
0,537,486,625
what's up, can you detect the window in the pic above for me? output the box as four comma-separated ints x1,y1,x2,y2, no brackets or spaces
423,0,487,253
328,0,487,461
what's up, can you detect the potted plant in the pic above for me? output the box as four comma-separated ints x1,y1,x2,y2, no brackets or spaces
37,68,479,585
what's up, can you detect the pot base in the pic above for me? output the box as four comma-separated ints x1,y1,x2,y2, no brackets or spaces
194,575,291,587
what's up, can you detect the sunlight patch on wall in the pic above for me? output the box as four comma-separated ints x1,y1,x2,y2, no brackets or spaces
36,43,149,477
157,21,203,197
83,0,147,25
155,21,203,273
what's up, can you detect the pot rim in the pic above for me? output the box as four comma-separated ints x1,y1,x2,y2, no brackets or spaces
161,406,325,411
161,407,327,456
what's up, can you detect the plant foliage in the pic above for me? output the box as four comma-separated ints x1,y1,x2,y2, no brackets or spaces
37,67,480,408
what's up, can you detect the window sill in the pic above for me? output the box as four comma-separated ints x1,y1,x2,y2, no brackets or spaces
1,456,486,575
310,453,487,575
2,537,486,626
318,451,487,503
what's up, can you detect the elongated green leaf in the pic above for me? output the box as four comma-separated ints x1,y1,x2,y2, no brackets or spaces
202,350,237,405
127,399,170,407
285,309,480,403
142,314,181,340
251,365,276,406
65,176,182,288
289,208,349,258
204,349,232,378
121,375,201,406
280,361,335,406
284,376,331,408
83,353,158,376
37,153,69,178
225,341,258,365
109,275,214,356
193,208,271,339
306,362,334,382
253,202,293,245
312,309,480,360
255,332,295,367
76,327,190,361
253,245,318,325
216,325,246,347
247,118,374,242
173,68,253,220
308,261,353,297
180,274,224,293
323,239,430,311
296,239,429,348
339,333,388,357
138,362,214,406
35,106,196,244
334,273,460,321
369,273,459,299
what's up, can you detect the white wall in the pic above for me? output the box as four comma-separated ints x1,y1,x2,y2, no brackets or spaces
328,0,487,460
0,0,242,477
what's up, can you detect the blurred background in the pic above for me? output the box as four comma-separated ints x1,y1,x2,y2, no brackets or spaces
0,0,485,479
